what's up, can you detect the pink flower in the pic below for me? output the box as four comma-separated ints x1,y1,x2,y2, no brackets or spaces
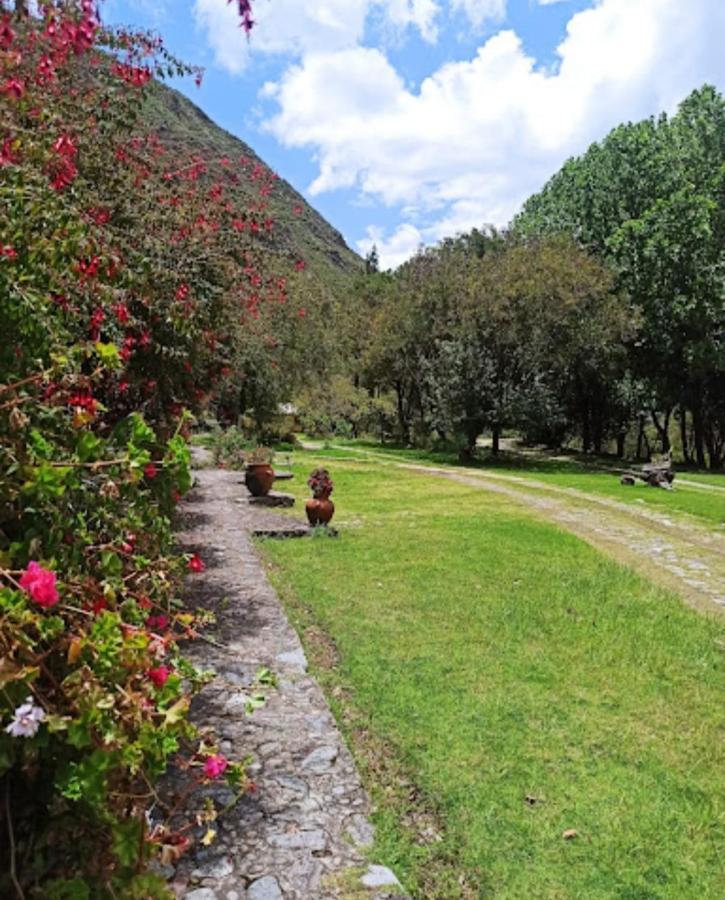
188,554,205,574
203,754,228,779
148,666,171,688
19,562,59,609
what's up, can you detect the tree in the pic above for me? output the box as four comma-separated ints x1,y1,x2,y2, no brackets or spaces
515,86,725,467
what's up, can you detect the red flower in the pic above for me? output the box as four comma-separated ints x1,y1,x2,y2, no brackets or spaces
0,138,19,166
52,134,77,158
203,754,228,779
91,597,107,615
295,260,306,271
2,78,24,99
68,391,97,414
138,596,153,610
144,463,158,479
188,554,205,573
0,18,14,50
148,666,171,688
19,562,60,609
0,245,17,260
49,157,78,191
146,614,169,632
114,303,130,324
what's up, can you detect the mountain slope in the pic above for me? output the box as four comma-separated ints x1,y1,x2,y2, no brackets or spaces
143,81,363,286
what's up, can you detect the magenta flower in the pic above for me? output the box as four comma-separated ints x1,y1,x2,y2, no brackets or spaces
5,697,45,738
19,562,60,609
148,666,171,688
203,754,229,780
188,553,205,573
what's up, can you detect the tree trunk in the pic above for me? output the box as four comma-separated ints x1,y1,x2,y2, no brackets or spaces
678,407,691,465
651,408,671,454
582,406,591,454
491,424,500,456
692,405,706,468
394,381,409,444
635,414,651,461
616,431,626,459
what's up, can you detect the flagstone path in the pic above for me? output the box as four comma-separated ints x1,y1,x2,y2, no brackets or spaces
167,450,405,900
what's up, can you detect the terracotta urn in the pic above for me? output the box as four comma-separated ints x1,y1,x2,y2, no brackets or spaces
305,496,335,526
245,463,275,498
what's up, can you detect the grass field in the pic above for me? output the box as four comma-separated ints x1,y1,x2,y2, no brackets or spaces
309,441,725,529
260,455,724,899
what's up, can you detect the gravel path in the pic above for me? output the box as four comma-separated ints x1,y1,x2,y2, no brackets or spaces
168,456,405,900
300,442,724,615
399,463,725,615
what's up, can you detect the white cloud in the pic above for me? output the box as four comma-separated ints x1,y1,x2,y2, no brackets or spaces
384,0,441,43
260,0,725,268
193,0,443,72
358,223,425,270
451,0,507,28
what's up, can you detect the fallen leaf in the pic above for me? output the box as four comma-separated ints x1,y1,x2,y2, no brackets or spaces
201,828,216,847
563,829,579,840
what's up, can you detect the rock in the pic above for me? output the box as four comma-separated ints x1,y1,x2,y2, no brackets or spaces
247,876,283,900
224,694,250,715
267,829,327,851
276,647,308,671
361,866,402,889
192,856,234,880
346,813,375,848
301,745,338,773
185,890,220,900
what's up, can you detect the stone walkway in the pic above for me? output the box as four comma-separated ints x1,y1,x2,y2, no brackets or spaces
168,455,404,900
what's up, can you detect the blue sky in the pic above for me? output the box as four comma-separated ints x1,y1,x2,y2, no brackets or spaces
104,0,725,267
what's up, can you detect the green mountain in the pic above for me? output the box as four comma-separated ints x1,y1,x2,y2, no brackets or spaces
143,82,363,285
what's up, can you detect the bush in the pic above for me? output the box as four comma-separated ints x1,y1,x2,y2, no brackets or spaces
0,2,284,893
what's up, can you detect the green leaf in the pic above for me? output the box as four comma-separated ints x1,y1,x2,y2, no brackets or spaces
96,341,121,370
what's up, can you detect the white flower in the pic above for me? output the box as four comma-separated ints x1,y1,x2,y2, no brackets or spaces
5,697,45,738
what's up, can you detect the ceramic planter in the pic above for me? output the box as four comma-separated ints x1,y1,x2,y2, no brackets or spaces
245,463,275,497
305,496,335,526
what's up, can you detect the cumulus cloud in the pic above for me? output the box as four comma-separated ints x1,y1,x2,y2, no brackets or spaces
193,0,443,72
259,0,725,267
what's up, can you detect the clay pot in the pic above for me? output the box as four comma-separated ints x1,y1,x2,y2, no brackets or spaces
305,497,335,526
245,463,275,497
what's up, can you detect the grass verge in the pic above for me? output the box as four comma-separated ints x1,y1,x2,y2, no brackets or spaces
322,442,725,529
260,458,725,899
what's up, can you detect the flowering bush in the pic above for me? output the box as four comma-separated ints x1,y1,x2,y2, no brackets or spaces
0,1,295,895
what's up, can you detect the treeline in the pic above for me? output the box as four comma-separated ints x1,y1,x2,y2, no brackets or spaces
339,86,724,468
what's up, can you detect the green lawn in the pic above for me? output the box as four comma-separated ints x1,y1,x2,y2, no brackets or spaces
261,458,725,899
316,442,725,528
